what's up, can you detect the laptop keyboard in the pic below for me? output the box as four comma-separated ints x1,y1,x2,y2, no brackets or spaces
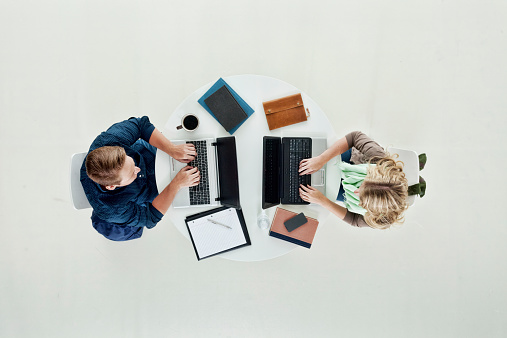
286,138,311,203
186,140,210,205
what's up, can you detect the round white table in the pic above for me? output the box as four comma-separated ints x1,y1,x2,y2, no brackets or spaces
155,74,338,261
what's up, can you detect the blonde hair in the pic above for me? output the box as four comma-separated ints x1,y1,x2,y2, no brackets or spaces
85,146,126,186
359,154,408,229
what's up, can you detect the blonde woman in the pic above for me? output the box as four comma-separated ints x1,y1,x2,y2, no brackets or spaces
298,131,408,229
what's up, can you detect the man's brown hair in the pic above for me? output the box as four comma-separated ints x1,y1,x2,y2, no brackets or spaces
85,146,126,186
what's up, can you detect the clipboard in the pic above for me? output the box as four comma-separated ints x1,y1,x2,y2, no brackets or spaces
185,206,251,260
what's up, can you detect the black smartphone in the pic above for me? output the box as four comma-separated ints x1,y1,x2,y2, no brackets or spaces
284,213,308,232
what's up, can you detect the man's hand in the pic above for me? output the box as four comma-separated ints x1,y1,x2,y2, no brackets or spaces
299,184,327,205
171,166,200,190
169,143,196,163
148,128,196,163
152,166,200,214
299,155,326,175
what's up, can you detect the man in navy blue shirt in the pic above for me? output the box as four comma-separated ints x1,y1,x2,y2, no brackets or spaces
80,116,200,241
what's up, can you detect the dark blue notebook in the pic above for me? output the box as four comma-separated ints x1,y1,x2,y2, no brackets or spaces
198,78,255,134
204,85,247,132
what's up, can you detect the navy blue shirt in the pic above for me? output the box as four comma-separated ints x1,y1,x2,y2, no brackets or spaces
80,116,164,240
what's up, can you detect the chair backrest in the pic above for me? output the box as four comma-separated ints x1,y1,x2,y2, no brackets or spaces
70,152,91,210
386,147,419,206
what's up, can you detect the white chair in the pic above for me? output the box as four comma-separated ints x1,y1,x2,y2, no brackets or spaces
70,152,91,210
387,147,419,206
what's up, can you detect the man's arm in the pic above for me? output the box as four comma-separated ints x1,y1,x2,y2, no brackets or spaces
89,116,155,151
89,166,199,229
151,166,200,214
148,128,196,163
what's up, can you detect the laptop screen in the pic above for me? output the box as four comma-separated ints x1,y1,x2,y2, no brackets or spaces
262,136,281,209
216,136,241,209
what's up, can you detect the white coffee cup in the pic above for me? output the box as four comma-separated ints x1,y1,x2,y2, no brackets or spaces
176,114,199,132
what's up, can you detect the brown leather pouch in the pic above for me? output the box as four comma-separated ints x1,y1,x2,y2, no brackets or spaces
262,93,309,130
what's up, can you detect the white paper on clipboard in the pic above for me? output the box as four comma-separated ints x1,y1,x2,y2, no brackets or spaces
187,208,247,259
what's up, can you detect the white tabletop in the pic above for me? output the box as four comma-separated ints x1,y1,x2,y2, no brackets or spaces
155,74,337,261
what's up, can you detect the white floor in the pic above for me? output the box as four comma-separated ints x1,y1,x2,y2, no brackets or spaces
1,1,506,337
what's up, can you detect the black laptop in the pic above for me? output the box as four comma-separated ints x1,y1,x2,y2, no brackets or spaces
261,136,310,209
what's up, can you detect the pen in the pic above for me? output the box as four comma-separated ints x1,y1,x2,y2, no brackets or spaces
207,218,232,229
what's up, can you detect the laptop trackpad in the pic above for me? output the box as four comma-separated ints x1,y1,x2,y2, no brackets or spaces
311,169,325,186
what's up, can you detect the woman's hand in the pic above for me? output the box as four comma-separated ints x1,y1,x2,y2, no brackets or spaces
299,155,326,175
171,166,200,190
169,143,196,163
299,184,328,205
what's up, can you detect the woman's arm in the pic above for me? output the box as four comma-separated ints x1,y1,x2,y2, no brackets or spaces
299,136,349,175
299,184,347,220
299,184,369,227
345,131,385,162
